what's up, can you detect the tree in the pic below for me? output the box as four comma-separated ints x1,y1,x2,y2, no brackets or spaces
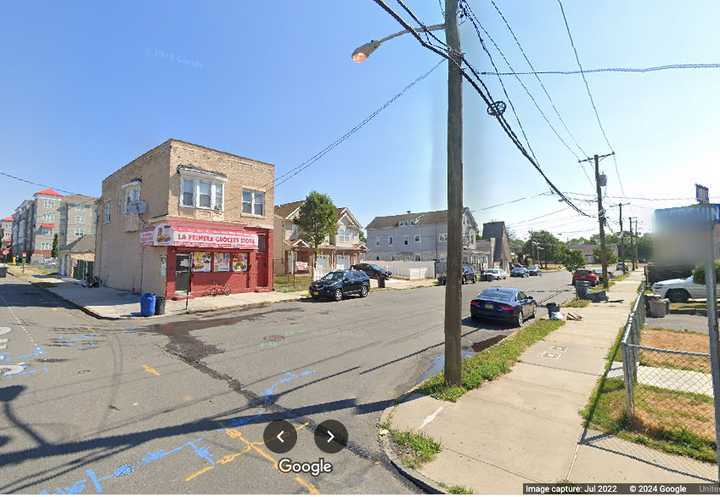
692,260,720,284
593,246,617,265
523,230,564,264
295,191,338,279
359,230,367,244
562,249,585,272
51,233,59,258
637,233,653,262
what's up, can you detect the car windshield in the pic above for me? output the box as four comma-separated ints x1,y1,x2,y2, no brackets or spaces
371,265,383,271
479,288,516,303
321,271,344,281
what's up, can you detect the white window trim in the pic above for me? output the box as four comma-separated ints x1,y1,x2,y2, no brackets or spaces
179,175,226,211
242,189,265,217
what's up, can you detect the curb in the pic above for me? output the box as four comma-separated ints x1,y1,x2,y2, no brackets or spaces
378,396,447,495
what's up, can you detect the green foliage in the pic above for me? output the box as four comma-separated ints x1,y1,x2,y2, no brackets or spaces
51,234,59,258
389,430,441,469
419,320,565,401
593,245,618,265
637,233,653,261
359,230,367,243
692,260,720,285
523,230,564,262
295,191,338,259
562,249,586,272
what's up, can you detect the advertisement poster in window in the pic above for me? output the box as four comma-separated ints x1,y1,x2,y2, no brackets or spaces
232,253,248,272
215,253,231,272
192,252,212,272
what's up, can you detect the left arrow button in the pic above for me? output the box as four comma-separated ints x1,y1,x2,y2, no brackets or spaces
263,420,297,454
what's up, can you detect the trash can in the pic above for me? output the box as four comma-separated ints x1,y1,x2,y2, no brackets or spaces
154,296,166,315
575,280,591,299
378,276,386,288
647,296,669,318
140,293,156,317
0,265,6,278
546,302,560,319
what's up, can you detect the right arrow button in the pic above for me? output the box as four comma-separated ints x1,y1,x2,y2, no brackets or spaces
315,420,348,454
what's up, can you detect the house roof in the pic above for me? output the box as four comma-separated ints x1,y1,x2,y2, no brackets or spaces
62,194,97,205
482,221,512,262
275,200,305,219
63,235,96,253
34,187,63,198
366,209,449,230
1,216,12,222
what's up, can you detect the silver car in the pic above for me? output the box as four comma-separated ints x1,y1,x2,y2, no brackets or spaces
482,268,508,281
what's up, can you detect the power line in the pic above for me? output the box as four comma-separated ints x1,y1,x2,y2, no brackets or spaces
507,206,572,227
0,171,77,195
373,0,590,216
474,191,550,212
268,59,445,190
481,62,720,77
488,0,588,160
556,0,626,197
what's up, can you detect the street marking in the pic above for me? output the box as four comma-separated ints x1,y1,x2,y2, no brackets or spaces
0,364,26,376
0,338,8,343
418,406,444,431
184,465,213,482
0,327,11,336
143,364,160,376
295,476,320,495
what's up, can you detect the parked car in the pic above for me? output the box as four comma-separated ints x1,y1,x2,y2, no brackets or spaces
470,287,537,327
616,262,628,272
651,275,713,303
510,266,529,278
351,263,392,280
438,264,477,285
571,268,599,286
528,265,542,276
482,268,507,281
309,269,370,301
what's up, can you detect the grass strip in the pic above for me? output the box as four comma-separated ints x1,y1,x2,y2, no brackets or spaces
388,430,441,469
418,319,566,401
564,298,590,308
439,483,475,494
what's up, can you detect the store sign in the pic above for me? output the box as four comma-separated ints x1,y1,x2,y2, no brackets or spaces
141,224,259,249
295,261,309,271
655,204,720,227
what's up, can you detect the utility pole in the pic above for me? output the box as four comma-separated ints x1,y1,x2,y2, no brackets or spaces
443,0,462,387
629,217,637,271
612,203,630,273
580,152,614,289
633,218,640,268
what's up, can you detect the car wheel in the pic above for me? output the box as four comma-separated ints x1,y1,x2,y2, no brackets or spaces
515,311,524,328
334,289,343,301
360,285,368,297
666,289,690,303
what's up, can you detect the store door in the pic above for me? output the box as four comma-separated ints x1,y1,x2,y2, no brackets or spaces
175,253,191,293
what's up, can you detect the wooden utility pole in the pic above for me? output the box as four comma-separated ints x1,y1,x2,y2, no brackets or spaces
629,217,637,270
443,0,462,386
613,202,630,273
580,152,613,289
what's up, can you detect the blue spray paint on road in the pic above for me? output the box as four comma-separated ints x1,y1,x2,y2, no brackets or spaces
261,369,314,404
40,438,214,494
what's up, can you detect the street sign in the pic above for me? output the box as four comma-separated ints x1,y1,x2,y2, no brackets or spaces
655,204,720,227
696,183,709,204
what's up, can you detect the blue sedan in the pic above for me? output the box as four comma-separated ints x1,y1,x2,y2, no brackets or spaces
470,288,537,327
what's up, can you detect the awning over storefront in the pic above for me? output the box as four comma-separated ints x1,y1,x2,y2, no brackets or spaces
141,220,258,249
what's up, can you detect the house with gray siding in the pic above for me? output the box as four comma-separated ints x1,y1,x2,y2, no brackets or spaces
366,208,492,268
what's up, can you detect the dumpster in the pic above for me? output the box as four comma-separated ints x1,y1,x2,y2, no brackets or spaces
546,302,560,319
140,293,157,317
575,280,591,299
155,296,166,316
0,265,6,278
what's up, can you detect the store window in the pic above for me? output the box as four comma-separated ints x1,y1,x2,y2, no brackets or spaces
232,253,249,272
214,253,231,272
192,252,212,272
242,190,264,216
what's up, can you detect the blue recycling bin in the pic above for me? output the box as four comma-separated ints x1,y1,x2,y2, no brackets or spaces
140,293,157,317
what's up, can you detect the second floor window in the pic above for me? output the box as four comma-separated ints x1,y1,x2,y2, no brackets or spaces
123,184,141,214
75,214,84,224
103,202,111,224
242,190,264,216
74,228,84,237
415,234,421,243
181,178,224,210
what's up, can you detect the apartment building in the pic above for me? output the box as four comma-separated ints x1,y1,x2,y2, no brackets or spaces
1,215,12,258
95,139,275,298
11,188,64,263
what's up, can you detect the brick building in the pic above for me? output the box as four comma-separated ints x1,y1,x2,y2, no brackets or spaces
95,139,275,298
1,215,12,258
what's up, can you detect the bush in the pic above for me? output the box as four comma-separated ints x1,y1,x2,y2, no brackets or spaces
692,260,720,285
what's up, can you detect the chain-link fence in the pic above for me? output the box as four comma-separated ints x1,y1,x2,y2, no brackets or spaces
621,282,716,450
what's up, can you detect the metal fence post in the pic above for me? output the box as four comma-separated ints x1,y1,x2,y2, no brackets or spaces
622,339,635,417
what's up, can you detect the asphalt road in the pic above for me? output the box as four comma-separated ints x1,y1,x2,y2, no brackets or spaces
0,270,574,494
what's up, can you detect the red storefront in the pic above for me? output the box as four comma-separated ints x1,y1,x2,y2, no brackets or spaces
141,218,273,299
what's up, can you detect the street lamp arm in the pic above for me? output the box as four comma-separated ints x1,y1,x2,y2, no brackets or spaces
352,22,446,62
377,22,446,44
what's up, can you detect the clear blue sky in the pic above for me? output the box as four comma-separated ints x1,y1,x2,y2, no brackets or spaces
2,0,720,240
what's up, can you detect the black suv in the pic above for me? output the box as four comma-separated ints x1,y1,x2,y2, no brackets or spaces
438,264,477,285
309,269,370,301
351,263,392,280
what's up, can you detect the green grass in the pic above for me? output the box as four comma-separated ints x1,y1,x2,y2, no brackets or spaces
389,430,442,469
564,298,590,308
273,274,311,292
439,483,475,494
418,319,566,401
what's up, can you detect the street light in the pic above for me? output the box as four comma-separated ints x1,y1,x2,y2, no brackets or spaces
351,23,445,63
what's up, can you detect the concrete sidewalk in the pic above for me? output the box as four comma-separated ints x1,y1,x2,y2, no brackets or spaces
6,270,305,319
381,271,716,493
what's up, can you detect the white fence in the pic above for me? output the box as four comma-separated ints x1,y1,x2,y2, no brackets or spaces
372,260,436,280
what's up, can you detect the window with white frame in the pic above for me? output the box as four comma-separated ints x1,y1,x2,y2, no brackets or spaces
123,184,141,214
103,202,111,224
242,190,264,216
439,232,448,242
180,177,224,210
74,228,84,237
